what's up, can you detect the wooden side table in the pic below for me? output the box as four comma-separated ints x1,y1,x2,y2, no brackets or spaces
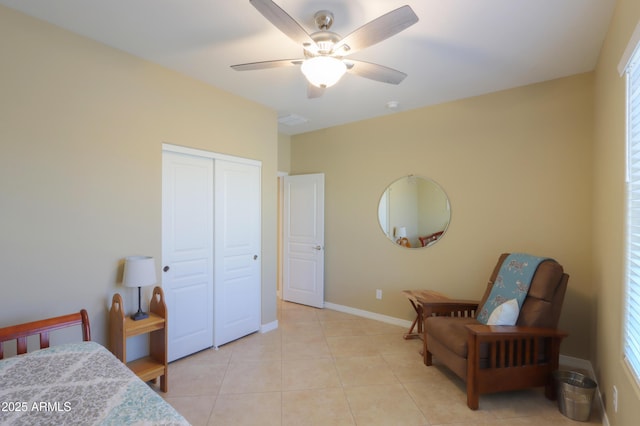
109,286,168,392
401,290,451,339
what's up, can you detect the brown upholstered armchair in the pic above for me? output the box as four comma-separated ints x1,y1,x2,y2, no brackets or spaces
423,253,569,409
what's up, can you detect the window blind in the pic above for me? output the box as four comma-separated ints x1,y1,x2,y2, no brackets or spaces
625,44,640,384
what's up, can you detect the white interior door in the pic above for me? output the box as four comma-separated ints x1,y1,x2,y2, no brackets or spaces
283,173,325,308
214,160,261,347
162,151,214,362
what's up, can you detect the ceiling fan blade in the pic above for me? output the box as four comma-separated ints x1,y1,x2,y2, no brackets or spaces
231,59,303,71
307,83,325,99
250,0,317,48
345,60,407,85
333,5,418,55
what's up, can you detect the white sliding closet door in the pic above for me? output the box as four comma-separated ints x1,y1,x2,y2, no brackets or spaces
214,160,261,347
162,151,214,362
162,146,261,359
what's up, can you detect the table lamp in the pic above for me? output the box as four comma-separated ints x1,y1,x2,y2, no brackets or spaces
123,256,157,321
395,227,411,247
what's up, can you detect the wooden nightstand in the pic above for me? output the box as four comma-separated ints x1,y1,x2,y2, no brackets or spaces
109,286,168,392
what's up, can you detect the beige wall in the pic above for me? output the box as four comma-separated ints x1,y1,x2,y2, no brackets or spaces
291,73,594,359
0,6,278,346
278,133,292,173
593,0,640,424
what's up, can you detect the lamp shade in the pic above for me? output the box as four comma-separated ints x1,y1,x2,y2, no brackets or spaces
123,256,157,288
396,227,407,238
301,56,347,88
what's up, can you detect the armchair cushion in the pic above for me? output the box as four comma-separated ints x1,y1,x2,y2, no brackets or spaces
518,259,566,328
427,316,481,358
527,260,565,301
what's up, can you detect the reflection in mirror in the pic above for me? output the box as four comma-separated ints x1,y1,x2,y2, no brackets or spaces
378,175,451,249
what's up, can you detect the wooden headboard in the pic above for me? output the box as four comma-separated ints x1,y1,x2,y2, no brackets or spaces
0,310,91,359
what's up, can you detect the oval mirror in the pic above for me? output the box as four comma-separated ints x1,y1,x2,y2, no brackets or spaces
377,175,451,248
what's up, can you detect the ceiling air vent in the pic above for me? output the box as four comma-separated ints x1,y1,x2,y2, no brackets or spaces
278,114,308,126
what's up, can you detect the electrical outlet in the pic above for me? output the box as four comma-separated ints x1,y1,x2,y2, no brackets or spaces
613,385,618,413
376,289,382,300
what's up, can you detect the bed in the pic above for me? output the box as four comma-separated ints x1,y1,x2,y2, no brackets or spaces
0,310,189,426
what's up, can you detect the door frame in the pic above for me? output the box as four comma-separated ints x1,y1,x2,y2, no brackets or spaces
277,171,288,300
163,143,261,168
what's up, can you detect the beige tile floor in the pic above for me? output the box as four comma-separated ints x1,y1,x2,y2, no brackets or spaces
159,301,602,425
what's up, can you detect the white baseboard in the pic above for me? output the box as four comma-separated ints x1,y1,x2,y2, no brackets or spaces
323,301,413,329
260,319,278,334
559,354,594,372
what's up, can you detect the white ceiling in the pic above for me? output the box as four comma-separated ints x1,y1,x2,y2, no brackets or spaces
0,0,616,135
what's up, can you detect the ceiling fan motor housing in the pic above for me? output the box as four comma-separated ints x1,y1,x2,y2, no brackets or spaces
314,10,334,30
305,31,342,56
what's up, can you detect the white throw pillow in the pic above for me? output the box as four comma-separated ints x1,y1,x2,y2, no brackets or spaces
487,298,520,326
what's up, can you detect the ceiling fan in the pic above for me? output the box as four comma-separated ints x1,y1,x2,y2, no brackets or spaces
231,0,419,98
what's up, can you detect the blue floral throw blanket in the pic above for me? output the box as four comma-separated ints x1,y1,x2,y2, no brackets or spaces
476,253,550,324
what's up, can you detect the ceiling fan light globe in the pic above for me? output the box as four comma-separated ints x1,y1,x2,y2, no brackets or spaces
301,56,346,88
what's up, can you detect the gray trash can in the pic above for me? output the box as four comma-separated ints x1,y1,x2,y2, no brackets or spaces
553,370,597,422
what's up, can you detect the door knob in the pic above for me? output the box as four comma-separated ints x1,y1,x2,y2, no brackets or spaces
314,245,323,250
163,265,170,272
253,255,258,260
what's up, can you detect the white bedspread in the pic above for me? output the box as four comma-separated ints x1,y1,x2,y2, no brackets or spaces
0,341,189,425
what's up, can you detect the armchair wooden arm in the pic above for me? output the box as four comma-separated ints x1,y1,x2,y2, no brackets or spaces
464,323,568,409
465,323,568,338
402,290,478,339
